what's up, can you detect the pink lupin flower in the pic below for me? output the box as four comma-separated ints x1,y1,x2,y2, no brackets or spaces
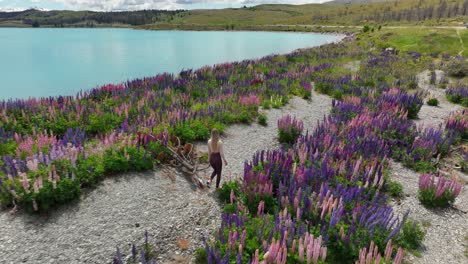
257,201,265,216
384,240,393,262
230,189,236,204
19,172,30,193
37,175,43,189
393,247,404,264
298,237,304,262
33,180,39,193
320,247,327,262
291,239,296,255
252,249,259,264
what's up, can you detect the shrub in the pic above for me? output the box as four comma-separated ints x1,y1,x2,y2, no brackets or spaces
277,115,304,144
24,178,81,212
257,113,267,126
446,86,468,107
386,180,404,198
261,101,271,109
427,98,439,106
418,174,462,207
395,219,426,250
238,111,252,124
76,155,105,187
446,110,467,140
444,59,468,78
314,82,333,95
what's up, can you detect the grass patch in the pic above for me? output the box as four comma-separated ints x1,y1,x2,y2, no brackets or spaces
362,28,465,56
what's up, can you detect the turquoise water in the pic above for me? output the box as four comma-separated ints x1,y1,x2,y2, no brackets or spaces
0,28,341,99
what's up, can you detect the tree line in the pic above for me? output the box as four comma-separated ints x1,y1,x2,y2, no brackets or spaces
0,9,185,27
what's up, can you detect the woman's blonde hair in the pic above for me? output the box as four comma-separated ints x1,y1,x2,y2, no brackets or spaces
210,128,220,152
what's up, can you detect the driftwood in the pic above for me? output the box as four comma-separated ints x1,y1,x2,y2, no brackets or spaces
148,134,206,188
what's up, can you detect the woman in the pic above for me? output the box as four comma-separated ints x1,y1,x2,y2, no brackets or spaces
207,128,228,188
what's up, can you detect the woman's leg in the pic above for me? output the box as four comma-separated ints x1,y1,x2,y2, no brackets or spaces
215,164,222,188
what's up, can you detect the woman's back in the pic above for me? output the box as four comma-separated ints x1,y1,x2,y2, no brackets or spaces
208,139,222,154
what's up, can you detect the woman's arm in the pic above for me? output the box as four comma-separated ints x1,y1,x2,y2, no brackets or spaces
207,140,212,156
220,142,228,166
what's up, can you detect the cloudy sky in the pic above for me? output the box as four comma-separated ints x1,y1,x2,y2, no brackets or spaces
0,0,332,11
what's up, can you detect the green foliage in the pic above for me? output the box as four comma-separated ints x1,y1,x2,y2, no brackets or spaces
406,102,422,120
86,113,121,135
221,112,237,124
332,90,344,100
223,203,238,214
395,219,426,250
362,25,371,33
218,181,241,204
261,100,271,109
0,141,17,156
386,180,404,198
447,94,468,107
24,178,81,212
314,82,333,95
194,248,208,264
257,113,268,126
76,155,105,187
238,111,252,124
418,186,457,208
244,194,277,215
405,159,436,173
174,120,211,142
103,146,153,174
278,127,302,145
427,98,439,106
103,148,132,174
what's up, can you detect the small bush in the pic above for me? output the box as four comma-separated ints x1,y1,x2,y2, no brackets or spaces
277,115,304,144
261,101,271,109
444,59,468,78
418,174,462,207
386,180,404,198
257,113,267,126
238,111,252,124
24,178,81,212
395,219,426,250
427,98,439,106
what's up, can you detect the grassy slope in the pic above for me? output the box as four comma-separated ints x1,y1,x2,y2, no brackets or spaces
158,0,468,28
1,0,467,28
360,27,468,56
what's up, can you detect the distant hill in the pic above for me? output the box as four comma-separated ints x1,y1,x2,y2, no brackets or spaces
0,9,184,27
328,0,392,4
1,0,467,28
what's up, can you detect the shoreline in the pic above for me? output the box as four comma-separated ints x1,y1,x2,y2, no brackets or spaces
0,30,347,102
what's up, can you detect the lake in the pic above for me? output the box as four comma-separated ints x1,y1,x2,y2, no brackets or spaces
0,28,342,100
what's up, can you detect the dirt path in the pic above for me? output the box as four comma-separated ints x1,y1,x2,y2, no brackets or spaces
388,71,468,264
196,92,333,181
415,70,464,128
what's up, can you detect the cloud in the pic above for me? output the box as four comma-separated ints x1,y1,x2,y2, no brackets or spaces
45,0,330,11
